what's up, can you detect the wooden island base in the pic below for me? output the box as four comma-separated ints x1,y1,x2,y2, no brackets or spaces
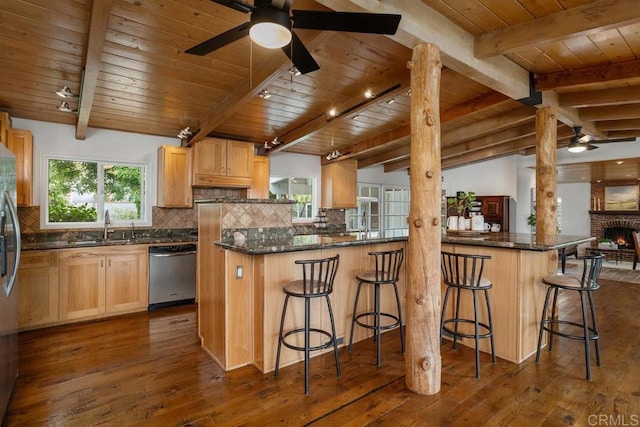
198,235,560,373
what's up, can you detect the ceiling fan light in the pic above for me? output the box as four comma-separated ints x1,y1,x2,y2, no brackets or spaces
568,138,587,153
249,9,291,49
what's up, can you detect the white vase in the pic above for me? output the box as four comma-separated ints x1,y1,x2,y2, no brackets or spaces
458,216,466,231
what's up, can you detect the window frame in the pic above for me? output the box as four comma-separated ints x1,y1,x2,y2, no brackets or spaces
347,183,410,237
268,175,317,223
40,153,151,230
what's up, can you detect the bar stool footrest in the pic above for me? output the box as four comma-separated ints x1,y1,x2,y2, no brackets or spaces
442,319,493,340
542,319,599,341
281,328,336,352
354,312,401,331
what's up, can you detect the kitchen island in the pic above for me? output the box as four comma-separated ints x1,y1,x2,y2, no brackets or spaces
198,224,593,372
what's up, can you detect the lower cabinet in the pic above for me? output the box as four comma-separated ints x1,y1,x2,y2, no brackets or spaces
58,246,148,322
18,251,59,330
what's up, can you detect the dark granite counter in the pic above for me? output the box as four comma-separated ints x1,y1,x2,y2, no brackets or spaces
216,231,594,255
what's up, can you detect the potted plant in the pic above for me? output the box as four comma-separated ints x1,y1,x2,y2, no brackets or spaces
448,191,476,217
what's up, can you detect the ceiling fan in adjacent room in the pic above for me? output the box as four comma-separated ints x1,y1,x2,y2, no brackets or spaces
185,0,402,74
567,126,636,153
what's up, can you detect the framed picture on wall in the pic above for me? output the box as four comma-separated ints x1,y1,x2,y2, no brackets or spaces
604,185,639,211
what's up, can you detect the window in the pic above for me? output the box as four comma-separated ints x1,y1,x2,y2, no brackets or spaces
346,184,409,237
43,156,149,228
269,176,315,220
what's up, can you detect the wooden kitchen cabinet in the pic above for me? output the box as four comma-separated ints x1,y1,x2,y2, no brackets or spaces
0,111,11,145
157,145,193,207
480,195,510,232
17,250,59,330
59,246,147,321
7,128,33,206
244,155,270,199
321,159,357,209
192,138,254,188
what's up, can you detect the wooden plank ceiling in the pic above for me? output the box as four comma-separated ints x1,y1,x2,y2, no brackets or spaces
1,0,640,182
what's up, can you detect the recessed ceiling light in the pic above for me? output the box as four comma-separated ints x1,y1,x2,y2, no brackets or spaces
597,180,602,183
328,107,337,117
616,160,624,164
364,89,374,99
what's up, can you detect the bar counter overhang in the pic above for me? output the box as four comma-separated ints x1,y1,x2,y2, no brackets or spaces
201,230,593,372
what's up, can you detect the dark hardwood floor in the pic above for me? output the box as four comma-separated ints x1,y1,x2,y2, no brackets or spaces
4,279,640,426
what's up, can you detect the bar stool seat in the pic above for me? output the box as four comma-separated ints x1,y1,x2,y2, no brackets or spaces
440,251,496,378
274,254,341,395
536,253,604,380
348,248,404,366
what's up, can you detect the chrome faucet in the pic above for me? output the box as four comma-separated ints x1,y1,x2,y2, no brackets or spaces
130,222,136,240
103,209,111,240
361,211,368,238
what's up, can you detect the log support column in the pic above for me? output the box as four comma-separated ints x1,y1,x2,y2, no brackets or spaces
405,43,442,395
535,107,558,265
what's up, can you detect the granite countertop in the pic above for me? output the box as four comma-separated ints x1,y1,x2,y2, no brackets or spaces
22,232,197,251
216,231,594,255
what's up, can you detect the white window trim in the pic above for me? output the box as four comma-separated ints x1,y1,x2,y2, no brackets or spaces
40,153,152,230
270,175,317,224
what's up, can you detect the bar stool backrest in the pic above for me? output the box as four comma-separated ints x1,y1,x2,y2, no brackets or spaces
441,251,491,288
577,253,604,289
369,248,404,283
295,254,340,295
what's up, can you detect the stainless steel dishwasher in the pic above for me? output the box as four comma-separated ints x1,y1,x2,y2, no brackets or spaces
148,244,196,310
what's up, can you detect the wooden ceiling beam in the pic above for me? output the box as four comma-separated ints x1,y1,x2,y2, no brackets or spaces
595,118,640,131
384,126,574,172
269,76,410,155
316,0,531,100
442,105,535,144
475,0,640,58
535,59,640,91
326,90,513,165
357,143,410,169
441,122,536,156
560,86,640,108
606,130,640,139
76,0,113,140
580,104,640,122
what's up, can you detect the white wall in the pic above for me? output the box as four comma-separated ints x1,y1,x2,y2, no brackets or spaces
357,165,410,186
12,118,178,206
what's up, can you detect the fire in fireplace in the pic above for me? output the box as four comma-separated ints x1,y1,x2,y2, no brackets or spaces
602,226,636,249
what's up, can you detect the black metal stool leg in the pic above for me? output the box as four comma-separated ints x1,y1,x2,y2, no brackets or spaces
453,288,461,350
587,290,601,366
473,290,480,378
375,283,381,366
580,291,592,381
304,297,310,395
536,286,553,364
325,295,341,378
274,295,290,377
348,281,364,353
392,281,404,353
440,286,453,345
484,289,496,364
548,287,560,352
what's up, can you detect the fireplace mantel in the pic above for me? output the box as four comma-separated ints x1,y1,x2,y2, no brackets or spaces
589,210,640,216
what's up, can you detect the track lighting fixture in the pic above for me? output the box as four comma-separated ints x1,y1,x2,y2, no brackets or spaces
57,101,77,114
385,98,396,105
258,89,272,99
56,85,79,99
288,66,301,76
177,126,193,141
325,150,343,161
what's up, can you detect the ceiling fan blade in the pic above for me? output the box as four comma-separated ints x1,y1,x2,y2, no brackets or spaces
281,30,320,74
210,0,254,13
291,10,401,35
586,143,599,150
185,22,250,55
592,137,637,144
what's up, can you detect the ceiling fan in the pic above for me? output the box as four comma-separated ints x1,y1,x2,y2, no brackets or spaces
567,126,636,153
185,0,402,74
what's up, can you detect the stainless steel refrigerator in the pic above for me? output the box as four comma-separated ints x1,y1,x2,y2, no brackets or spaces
0,144,20,420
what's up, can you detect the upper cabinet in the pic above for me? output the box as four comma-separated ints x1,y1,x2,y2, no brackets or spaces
321,159,357,209
0,112,11,145
244,155,270,199
192,138,254,188
157,145,192,208
7,128,34,206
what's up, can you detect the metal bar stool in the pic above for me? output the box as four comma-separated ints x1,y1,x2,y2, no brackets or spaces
348,248,404,366
440,251,496,378
536,253,604,380
274,254,341,395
